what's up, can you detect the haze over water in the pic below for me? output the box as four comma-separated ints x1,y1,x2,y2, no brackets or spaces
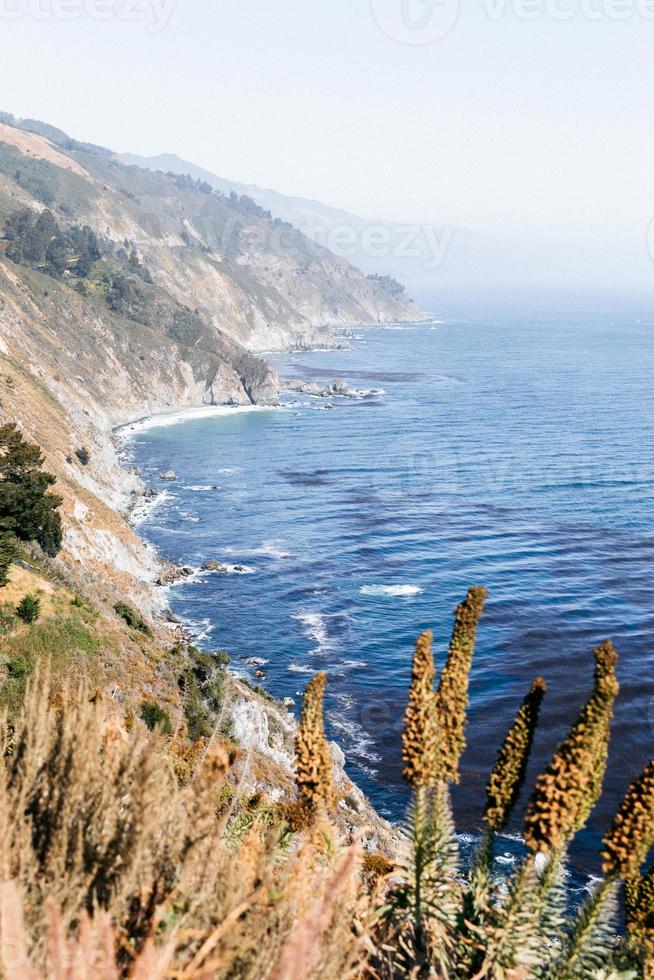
129,290,654,883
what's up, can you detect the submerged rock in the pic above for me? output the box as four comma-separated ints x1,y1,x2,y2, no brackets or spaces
160,470,177,481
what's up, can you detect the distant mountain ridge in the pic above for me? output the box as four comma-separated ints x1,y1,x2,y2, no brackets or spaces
121,151,507,288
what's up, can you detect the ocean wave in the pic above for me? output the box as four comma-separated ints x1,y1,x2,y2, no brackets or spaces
292,611,347,655
129,490,174,526
184,484,217,492
288,662,314,674
178,510,201,523
172,615,215,642
225,539,292,559
116,404,280,435
329,692,382,775
360,584,423,597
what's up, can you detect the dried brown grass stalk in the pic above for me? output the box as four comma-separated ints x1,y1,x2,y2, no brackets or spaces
271,840,362,980
0,669,358,978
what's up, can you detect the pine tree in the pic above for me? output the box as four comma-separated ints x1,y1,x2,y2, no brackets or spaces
0,424,63,556
0,531,18,587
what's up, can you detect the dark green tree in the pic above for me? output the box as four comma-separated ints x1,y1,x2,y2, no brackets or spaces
16,593,40,624
0,531,18,587
0,424,63,556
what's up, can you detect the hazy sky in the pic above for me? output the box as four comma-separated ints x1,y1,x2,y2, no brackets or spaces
1,0,654,284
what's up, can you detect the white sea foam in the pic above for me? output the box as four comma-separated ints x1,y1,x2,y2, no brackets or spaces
185,484,217,492
116,404,279,436
194,620,215,642
173,615,215,642
360,584,423,597
293,612,333,654
129,489,174,526
583,874,604,895
292,611,346,654
328,692,382,776
288,662,314,674
225,539,292,560
203,563,256,576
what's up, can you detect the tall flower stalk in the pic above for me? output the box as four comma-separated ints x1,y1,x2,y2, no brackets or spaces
483,676,547,835
402,631,438,789
524,641,618,855
294,672,335,816
435,586,487,784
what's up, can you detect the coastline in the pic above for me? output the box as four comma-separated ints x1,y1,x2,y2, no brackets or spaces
113,402,280,437
110,403,283,605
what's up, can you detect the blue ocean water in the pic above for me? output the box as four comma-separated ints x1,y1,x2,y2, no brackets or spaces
128,291,654,882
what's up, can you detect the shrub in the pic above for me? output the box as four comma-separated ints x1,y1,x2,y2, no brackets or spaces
16,593,40,625
74,447,90,466
114,601,152,637
140,699,172,734
6,655,32,679
179,666,212,741
0,601,16,633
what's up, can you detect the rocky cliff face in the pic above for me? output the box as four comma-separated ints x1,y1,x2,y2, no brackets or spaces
0,110,423,618
0,113,408,848
0,114,423,353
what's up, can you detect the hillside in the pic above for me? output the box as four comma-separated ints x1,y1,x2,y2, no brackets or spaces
0,112,402,887
0,113,422,352
123,150,507,290
0,111,423,611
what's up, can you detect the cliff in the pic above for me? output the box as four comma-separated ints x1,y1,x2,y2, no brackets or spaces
0,112,415,846
0,111,422,605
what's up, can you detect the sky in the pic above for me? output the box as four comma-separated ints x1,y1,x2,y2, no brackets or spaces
1,0,654,286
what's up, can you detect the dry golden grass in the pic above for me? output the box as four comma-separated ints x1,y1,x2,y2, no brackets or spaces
0,670,370,979
0,592,651,979
1,564,60,617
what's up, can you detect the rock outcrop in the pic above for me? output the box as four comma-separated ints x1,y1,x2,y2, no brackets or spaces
285,377,385,400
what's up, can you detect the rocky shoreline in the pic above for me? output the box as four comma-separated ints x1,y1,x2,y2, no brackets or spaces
283,377,385,400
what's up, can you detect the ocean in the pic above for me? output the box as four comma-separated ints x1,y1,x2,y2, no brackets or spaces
127,289,654,887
